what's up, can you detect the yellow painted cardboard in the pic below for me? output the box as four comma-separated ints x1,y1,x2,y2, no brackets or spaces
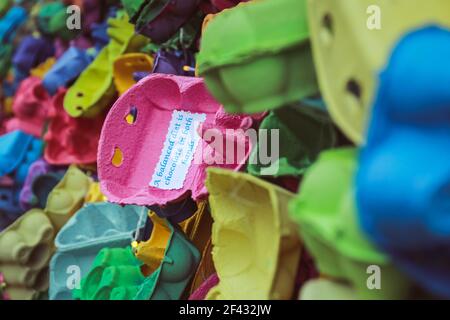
205,168,301,300
30,57,56,79
307,0,450,143
134,212,170,275
0,209,55,300
84,182,108,203
45,165,91,232
113,53,154,96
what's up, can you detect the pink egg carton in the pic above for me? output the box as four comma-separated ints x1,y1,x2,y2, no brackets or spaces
5,76,51,138
44,89,105,165
98,74,255,206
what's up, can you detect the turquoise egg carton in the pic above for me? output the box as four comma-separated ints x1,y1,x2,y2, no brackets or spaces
49,203,147,300
74,217,201,300
134,223,201,300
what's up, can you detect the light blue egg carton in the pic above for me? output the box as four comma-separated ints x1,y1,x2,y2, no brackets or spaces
49,203,147,300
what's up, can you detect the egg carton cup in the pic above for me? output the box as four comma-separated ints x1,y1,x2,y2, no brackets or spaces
49,203,147,300
0,209,55,300
205,168,301,300
307,0,450,144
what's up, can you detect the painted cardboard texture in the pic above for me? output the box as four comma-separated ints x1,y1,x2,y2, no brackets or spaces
6,76,51,138
0,130,43,185
289,148,412,299
0,209,55,300
31,57,56,80
198,0,318,114
132,0,202,44
75,215,200,300
19,159,59,211
0,184,22,228
189,273,219,300
300,279,359,300
12,35,54,74
98,74,254,206
0,7,27,44
42,47,93,95
307,0,450,144
133,214,201,300
49,203,147,300
64,12,149,118
356,27,450,299
85,182,108,203
205,168,301,300
44,89,105,165
247,103,337,177
188,237,215,297
113,53,154,96
45,165,92,232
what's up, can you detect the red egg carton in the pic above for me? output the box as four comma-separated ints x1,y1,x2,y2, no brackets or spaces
44,89,105,165
5,76,51,138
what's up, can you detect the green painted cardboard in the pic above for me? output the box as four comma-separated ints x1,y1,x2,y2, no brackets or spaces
121,0,148,22
197,0,318,114
247,102,337,177
75,218,200,300
300,279,359,300
289,148,412,299
64,11,149,117
0,0,11,18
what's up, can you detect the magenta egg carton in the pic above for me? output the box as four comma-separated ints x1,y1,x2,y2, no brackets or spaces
98,74,255,206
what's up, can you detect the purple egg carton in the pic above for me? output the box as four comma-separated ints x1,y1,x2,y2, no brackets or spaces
19,159,66,211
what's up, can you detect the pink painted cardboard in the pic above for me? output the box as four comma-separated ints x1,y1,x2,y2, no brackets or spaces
6,76,51,138
44,89,105,165
98,74,254,206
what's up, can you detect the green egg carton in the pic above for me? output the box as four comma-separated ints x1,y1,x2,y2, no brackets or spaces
289,148,412,299
0,0,11,18
197,0,318,114
74,247,144,300
64,11,149,118
247,102,337,177
75,218,200,300
300,279,359,300
121,0,147,22
0,209,55,300
45,165,91,232
0,43,12,78
37,2,65,36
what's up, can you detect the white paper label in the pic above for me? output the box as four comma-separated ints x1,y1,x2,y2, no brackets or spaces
150,110,206,190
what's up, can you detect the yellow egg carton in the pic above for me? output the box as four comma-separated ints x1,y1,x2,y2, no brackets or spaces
205,168,301,300
307,0,450,143
0,209,55,300
45,165,92,232
113,53,154,96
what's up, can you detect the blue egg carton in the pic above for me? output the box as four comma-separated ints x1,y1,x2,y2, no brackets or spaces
0,130,44,185
49,203,148,300
357,26,450,299
43,46,94,95
0,6,27,44
0,184,22,229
